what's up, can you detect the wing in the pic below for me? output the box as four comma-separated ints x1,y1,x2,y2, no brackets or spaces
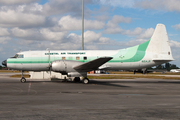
73,57,113,71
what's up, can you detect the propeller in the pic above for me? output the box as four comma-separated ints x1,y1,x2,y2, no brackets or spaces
47,49,52,76
49,50,52,76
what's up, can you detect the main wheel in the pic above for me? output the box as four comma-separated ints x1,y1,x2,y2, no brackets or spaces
74,77,80,82
83,78,89,84
20,77,26,83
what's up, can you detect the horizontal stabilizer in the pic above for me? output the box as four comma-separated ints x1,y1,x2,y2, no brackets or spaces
73,57,113,71
153,58,174,61
153,58,174,63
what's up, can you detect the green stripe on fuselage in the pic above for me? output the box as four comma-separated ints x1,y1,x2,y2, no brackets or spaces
111,40,150,62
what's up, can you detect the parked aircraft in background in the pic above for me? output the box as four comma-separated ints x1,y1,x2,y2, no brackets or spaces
170,69,180,73
2,24,174,84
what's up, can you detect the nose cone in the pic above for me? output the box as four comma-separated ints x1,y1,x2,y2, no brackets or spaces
2,60,7,67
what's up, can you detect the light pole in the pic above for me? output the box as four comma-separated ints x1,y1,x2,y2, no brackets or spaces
82,0,84,50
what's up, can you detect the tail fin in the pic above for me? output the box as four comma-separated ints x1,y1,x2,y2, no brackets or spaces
146,24,174,61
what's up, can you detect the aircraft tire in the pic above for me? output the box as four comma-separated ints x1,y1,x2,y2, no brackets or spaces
74,77,80,82
20,77,26,83
83,78,89,84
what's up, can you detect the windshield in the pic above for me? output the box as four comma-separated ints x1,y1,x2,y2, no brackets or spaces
12,54,24,58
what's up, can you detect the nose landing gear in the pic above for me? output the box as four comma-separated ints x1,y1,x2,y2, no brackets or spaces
20,77,26,83
20,71,26,83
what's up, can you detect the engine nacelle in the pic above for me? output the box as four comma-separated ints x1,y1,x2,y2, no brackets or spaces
51,60,83,73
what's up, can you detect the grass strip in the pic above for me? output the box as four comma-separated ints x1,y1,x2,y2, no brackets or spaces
0,70,28,73
88,75,180,80
10,74,30,78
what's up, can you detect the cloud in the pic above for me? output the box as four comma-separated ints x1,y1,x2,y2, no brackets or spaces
0,0,39,5
107,15,132,27
0,37,11,44
54,15,105,31
104,27,123,34
0,27,10,36
68,31,111,45
138,28,154,39
123,27,143,36
99,0,135,8
123,27,154,39
40,28,68,42
11,27,69,42
61,31,111,49
104,15,132,34
169,40,180,64
134,0,180,12
42,0,83,16
9,25,112,50
0,9,46,27
0,4,57,28
95,15,110,21
99,0,180,12
104,15,154,39
22,3,43,13
84,31,102,43
125,39,148,47
11,30,112,50
99,37,111,43
169,40,180,48
172,24,180,30
11,27,37,38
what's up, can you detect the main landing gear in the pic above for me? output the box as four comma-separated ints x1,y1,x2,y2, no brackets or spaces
82,77,89,84
20,71,26,83
73,77,89,84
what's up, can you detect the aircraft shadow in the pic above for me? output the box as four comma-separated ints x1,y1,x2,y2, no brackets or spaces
16,79,180,88
25,79,129,88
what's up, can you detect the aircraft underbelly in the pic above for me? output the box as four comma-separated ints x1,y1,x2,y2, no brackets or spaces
24,63,49,71
8,63,49,71
106,62,156,70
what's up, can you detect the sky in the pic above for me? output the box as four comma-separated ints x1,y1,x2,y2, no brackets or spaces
0,0,180,67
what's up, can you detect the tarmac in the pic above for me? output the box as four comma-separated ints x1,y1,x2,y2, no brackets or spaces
0,73,180,120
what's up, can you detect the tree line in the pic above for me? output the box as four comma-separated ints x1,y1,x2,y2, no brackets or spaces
149,63,179,71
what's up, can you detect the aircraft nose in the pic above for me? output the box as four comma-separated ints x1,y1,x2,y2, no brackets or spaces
2,60,7,67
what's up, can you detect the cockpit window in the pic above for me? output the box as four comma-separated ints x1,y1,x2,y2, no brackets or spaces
13,54,18,58
12,54,24,58
18,54,24,58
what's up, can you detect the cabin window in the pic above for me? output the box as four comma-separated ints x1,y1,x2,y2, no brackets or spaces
62,57,66,60
76,57,80,60
84,57,87,60
68,57,73,60
168,52,170,55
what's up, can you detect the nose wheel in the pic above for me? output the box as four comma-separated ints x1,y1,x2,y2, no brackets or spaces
20,77,26,83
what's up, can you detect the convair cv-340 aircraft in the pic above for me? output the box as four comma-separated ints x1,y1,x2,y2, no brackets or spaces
2,24,174,84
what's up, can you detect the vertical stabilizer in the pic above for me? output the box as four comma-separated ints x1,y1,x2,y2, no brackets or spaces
146,24,174,61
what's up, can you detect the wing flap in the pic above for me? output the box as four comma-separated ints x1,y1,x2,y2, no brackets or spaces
73,57,113,71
